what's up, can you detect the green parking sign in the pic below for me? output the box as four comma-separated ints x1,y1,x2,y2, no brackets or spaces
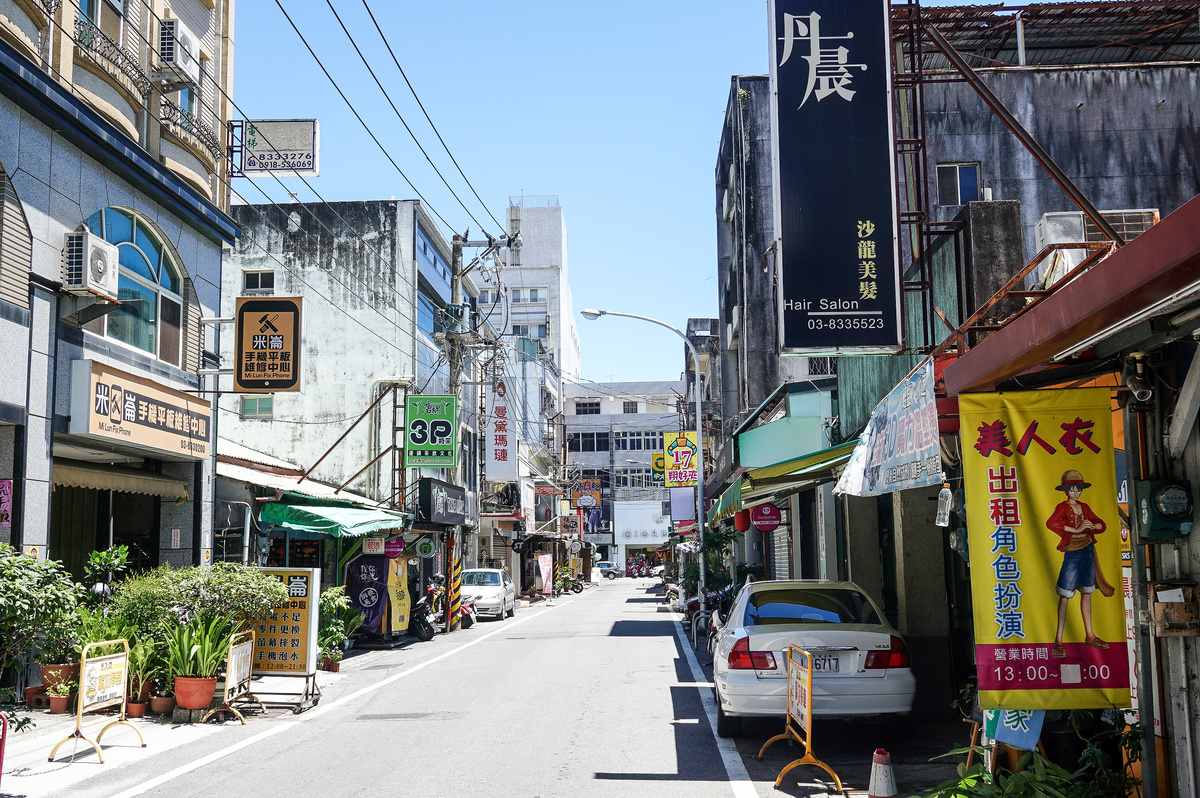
405,395,458,468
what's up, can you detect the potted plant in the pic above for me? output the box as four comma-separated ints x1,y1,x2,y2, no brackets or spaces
320,644,343,673
46,680,75,715
164,614,237,710
125,637,158,717
38,612,82,691
0,545,83,689
83,545,129,604
148,689,176,716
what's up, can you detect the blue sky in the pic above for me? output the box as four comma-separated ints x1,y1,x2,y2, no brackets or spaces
232,1,769,384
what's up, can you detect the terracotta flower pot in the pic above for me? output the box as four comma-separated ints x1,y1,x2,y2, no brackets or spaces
39,663,80,691
132,679,154,704
48,694,71,714
125,700,148,718
322,657,340,673
173,676,218,710
149,694,177,715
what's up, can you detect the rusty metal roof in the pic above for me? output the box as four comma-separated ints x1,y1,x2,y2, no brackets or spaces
894,1,1200,69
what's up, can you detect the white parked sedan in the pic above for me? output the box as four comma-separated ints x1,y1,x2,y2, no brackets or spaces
710,580,915,737
460,568,517,620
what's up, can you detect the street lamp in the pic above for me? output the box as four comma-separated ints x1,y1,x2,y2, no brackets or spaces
580,309,707,612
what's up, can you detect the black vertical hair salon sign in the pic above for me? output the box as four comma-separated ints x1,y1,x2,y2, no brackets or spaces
770,0,901,354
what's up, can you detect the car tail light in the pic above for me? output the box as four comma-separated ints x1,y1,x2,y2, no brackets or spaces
865,636,911,670
728,637,777,670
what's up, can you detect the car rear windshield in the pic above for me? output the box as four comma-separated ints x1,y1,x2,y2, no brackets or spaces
462,571,501,586
744,588,881,626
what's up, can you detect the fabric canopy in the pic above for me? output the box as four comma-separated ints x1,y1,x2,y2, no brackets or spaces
53,461,188,499
737,440,858,508
260,502,410,538
745,440,858,481
706,479,742,525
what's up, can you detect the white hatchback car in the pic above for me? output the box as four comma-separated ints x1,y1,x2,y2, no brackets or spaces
460,568,517,620
710,580,915,737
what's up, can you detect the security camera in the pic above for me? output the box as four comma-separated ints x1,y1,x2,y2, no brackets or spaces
1124,358,1152,402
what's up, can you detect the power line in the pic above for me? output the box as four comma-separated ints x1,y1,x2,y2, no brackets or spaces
359,0,503,231
273,0,456,231
323,0,493,234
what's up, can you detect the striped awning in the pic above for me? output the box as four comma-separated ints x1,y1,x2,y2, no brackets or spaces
53,460,189,499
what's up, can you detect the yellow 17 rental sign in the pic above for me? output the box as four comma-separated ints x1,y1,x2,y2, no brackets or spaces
960,388,1130,710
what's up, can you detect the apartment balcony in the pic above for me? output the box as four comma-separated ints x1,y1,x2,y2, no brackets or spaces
74,15,150,99
160,95,224,165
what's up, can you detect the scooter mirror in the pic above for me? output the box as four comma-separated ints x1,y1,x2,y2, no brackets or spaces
408,558,419,566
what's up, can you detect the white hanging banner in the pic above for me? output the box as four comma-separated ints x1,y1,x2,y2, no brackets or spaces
484,378,517,482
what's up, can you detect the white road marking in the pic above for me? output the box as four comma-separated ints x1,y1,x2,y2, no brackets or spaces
674,617,760,798
108,605,557,798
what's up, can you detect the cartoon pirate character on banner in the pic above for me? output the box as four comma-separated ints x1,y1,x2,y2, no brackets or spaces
1046,469,1115,659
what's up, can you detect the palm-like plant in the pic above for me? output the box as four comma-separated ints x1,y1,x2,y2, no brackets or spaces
164,614,237,678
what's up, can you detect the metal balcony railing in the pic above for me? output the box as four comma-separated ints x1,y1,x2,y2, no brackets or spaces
38,0,63,16
160,96,224,162
75,15,150,96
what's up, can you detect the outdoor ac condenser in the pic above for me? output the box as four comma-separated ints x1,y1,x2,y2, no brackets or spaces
156,18,201,87
62,231,119,302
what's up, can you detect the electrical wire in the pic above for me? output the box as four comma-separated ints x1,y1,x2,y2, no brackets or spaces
358,0,503,232
323,0,493,234
273,0,456,231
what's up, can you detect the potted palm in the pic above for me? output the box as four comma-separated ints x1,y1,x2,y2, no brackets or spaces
165,614,237,710
46,680,76,714
125,638,158,717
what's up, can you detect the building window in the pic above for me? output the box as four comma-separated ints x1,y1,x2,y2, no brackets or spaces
418,292,443,336
615,468,653,488
567,432,609,452
84,207,185,367
623,401,638,414
81,0,124,45
937,163,981,206
477,290,489,305
528,288,541,303
240,395,273,418
574,401,600,415
513,323,545,338
243,271,274,294
580,469,611,490
614,431,663,451
511,289,523,304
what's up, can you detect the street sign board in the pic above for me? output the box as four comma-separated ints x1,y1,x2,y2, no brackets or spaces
769,0,901,354
572,479,601,508
484,379,516,481
405,395,458,468
234,296,304,393
242,119,320,176
252,568,320,676
664,432,699,487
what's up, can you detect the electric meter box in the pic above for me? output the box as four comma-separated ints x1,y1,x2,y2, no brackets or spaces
1135,479,1194,539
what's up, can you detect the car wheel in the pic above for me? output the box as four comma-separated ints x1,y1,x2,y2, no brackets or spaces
715,701,741,738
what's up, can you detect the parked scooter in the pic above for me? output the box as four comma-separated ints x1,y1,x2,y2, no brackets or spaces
458,593,479,629
411,574,446,641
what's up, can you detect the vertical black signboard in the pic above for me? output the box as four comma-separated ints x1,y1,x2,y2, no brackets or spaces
770,0,901,354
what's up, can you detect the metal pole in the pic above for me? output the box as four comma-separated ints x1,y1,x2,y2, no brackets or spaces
585,310,706,613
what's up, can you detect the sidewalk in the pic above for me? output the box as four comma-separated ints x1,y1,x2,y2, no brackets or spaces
0,648,396,797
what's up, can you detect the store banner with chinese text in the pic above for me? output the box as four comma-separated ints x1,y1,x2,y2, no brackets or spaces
961,389,1129,710
664,432,699,488
484,380,516,481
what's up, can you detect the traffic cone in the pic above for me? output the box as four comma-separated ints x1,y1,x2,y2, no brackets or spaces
868,748,898,798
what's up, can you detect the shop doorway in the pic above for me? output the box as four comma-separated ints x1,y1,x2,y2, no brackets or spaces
49,486,159,579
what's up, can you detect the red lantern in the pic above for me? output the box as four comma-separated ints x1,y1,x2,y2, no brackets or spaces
733,510,751,532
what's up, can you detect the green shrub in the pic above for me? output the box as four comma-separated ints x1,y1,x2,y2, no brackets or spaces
108,564,289,635
0,544,83,669
164,614,237,678
317,586,363,660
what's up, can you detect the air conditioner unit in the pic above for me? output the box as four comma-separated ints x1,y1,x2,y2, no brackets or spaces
156,18,201,87
1034,209,1158,289
63,231,119,301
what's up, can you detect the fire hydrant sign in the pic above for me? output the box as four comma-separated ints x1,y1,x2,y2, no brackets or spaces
234,296,304,392
960,389,1130,710
664,432,699,487
405,395,458,468
253,568,320,675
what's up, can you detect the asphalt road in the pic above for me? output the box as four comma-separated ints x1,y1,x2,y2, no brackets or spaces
3,578,960,798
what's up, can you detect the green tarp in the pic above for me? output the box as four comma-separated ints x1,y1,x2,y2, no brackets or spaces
259,502,409,538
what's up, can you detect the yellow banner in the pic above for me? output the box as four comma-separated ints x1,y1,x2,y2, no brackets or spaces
664,431,699,488
960,388,1130,710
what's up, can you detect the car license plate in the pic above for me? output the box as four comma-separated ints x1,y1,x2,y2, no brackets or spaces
812,655,840,673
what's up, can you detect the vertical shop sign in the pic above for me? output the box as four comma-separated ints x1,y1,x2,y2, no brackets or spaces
346,555,390,633
405,395,458,468
537,553,553,596
253,568,320,675
664,432,699,487
769,0,901,354
234,296,304,392
960,389,1130,710
484,379,517,481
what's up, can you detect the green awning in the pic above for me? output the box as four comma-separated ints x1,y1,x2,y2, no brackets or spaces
259,502,410,538
745,440,858,482
707,478,742,525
